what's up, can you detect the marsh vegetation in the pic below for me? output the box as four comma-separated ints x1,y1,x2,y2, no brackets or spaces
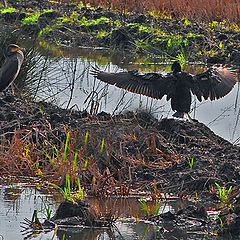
0,0,239,239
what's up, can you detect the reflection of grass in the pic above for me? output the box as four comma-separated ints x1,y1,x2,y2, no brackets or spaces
140,197,161,217
140,181,162,217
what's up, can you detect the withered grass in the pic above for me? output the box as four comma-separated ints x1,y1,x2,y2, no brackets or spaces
0,121,178,196
57,0,239,22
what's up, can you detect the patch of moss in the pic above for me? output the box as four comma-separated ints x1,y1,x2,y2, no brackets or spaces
38,26,53,37
96,31,109,39
21,9,53,25
77,2,95,11
0,7,18,14
22,11,41,24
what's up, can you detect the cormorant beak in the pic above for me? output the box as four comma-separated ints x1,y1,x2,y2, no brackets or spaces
16,47,25,53
9,47,25,53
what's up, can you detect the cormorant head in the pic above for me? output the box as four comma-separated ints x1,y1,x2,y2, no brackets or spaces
171,61,181,73
6,44,25,57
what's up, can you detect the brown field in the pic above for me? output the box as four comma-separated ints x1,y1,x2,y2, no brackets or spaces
57,0,240,22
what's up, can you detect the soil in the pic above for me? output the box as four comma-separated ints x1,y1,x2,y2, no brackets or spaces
0,91,239,196
1,0,240,64
1,90,240,237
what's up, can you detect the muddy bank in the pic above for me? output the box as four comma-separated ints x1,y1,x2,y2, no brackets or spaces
1,0,240,64
1,92,240,239
0,92,239,197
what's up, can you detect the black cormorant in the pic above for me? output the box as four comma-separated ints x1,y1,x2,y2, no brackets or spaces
0,44,25,92
91,61,238,118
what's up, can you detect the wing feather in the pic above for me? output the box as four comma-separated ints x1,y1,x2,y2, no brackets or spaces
191,67,238,101
91,66,175,100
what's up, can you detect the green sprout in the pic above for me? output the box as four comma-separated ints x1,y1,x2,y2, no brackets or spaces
140,197,149,215
218,216,224,232
43,144,58,166
167,38,172,48
25,144,30,157
64,174,71,199
100,137,105,152
52,145,59,160
177,53,186,62
183,18,190,26
76,178,84,200
77,2,95,10
215,183,232,203
35,161,42,176
211,20,218,28
47,175,85,201
73,150,78,172
63,132,70,161
83,157,88,170
84,130,89,145
187,157,194,170
39,107,44,114
47,176,71,200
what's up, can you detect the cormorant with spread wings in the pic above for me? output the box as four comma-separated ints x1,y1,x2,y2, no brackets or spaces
91,61,238,118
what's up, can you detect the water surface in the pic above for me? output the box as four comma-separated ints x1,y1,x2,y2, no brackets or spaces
0,183,177,240
23,46,240,144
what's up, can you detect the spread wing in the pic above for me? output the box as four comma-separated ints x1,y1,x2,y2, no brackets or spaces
191,67,238,101
91,66,176,100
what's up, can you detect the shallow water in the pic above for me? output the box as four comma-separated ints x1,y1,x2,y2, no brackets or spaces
0,183,185,240
24,46,240,144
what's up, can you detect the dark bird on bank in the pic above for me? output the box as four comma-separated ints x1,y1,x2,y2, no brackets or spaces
0,44,25,92
91,61,238,118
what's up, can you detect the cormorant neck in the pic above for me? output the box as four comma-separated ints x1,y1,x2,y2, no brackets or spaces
173,69,180,74
172,61,182,74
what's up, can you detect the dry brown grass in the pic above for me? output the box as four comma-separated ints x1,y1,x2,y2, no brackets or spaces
0,121,178,195
58,0,240,22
